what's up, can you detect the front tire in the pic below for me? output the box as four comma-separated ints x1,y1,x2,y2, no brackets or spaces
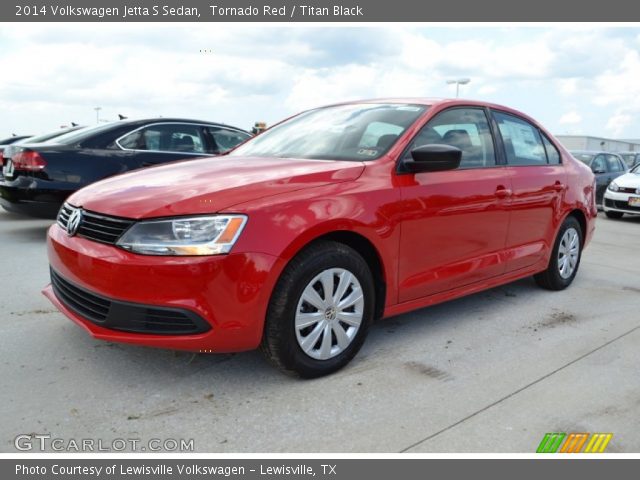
534,216,583,291
605,210,624,219
261,241,375,378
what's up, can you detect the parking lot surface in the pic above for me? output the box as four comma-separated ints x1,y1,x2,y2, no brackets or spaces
1,210,638,453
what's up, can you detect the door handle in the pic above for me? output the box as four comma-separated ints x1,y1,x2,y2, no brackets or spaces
495,186,512,198
553,181,566,192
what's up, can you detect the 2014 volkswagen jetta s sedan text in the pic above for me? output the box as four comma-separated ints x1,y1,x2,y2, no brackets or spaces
44,99,597,377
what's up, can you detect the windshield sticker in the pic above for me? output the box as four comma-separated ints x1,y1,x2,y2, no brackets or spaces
357,148,378,157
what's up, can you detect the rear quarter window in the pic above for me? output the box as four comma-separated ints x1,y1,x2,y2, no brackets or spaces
542,134,561,164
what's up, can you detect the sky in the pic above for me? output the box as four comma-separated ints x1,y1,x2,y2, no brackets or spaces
1,24,639,139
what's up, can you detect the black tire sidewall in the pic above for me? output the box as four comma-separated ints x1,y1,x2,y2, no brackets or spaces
548,217,583,289
266,242,375,378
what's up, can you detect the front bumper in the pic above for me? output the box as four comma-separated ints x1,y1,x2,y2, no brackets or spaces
603,190,640,215
45,223,285,352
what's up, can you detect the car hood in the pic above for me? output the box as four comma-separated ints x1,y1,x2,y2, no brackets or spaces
613,171,640,188
68,156,365,218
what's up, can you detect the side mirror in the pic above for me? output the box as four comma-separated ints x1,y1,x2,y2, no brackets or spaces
404,144,462,173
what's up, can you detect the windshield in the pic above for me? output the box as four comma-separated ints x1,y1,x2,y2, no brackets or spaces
621,153,638,167
230,103,428,161
632,163,640,174
26,127,84,144
0,136,31,145
52,122,120,145
571,152,594,164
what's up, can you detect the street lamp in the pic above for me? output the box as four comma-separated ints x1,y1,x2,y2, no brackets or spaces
446,78,471,98
94,107,102,124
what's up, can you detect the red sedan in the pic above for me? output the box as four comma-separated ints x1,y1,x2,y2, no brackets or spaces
44,99,597,377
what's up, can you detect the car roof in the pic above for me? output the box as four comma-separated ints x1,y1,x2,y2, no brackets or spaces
116,118,250,133
327,97,523,112
570,150,611,155
320,97,543,124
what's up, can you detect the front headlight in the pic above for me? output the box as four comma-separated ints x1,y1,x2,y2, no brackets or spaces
608,181,620,192
116,215,247,256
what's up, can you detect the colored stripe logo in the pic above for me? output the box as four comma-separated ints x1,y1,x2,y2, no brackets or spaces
537,432,612,453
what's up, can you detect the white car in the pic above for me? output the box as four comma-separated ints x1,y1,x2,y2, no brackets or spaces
603,163,640,218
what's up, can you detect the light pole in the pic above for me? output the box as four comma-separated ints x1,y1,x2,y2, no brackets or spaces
446,78,471,98
94,107,102,124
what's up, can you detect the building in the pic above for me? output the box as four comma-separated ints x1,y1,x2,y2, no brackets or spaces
555,135,640,153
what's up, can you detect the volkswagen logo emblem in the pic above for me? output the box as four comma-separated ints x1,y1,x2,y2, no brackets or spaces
66,209,83,236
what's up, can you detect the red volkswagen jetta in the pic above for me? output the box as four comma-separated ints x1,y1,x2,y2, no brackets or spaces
44,99,597,377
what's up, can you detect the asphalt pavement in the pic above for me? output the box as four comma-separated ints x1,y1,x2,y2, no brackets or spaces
1,209,638,453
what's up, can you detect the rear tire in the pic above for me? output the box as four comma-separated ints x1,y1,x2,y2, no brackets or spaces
261,240,375,378
534,216,583,291
605,211,624,219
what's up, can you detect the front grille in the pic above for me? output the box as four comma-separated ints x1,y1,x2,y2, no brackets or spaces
50,269,211,335
57,203,134,245
605,198,640,212
619,187,638,194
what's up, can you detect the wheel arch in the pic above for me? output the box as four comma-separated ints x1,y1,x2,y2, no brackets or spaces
566,208,587,245
280,227,389,321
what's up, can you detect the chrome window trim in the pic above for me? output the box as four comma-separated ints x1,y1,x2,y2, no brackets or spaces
114,122,250,154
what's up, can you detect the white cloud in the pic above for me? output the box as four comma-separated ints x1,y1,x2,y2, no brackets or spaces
593,50,640,108
477,85,498,95
558,78,579,96
1,25,640,138
559,111,582,125
399,34,553,80
605,111,634,137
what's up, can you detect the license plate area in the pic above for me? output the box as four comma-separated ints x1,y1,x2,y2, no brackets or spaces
2,160,14,178
629,196,640,207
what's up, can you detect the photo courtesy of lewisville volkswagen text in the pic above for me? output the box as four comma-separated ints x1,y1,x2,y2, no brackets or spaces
0,0,639,477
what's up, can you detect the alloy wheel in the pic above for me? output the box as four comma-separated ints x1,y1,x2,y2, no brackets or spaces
295,268,364,360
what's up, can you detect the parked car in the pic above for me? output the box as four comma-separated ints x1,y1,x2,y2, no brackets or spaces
619,152,640,169
0,119,251,218
570,150,627,207
603,163,640,218
44,99,597,377
0,126,85,167
0,135,32,145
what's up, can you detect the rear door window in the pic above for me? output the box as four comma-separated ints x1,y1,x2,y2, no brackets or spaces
118,124,207,154
493,112,547,166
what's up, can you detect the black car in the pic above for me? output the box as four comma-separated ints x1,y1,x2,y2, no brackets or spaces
0,119,252,218
1,126,85,167
570,150,628,207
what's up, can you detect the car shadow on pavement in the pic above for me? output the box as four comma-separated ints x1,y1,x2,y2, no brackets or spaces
599,211,640,224
616,215,640,224
56,276,542,386
4,224,52,242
